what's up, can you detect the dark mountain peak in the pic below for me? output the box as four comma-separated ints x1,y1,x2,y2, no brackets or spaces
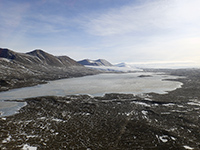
26,49,64,66
0,48,9,52
27,49,47,55
78,59,113,66
0,48,16,60
96,59,104,61
27,49,82,67
26,49,53,60
96,59,111,64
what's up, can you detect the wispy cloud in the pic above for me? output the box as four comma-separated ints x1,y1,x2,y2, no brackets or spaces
0,2,29,27
85,0,200,36
0,1,30,37
0,0,82,50
0,1,31,50
77,0,200,64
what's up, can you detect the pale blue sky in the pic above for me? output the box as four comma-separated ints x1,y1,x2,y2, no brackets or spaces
1,0,200,66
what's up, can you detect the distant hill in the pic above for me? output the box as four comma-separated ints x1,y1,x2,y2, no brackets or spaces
115,62,132,68
78,59,113,66
0,48,99,91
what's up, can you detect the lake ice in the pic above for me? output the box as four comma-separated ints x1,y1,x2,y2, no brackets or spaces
0,72,183,116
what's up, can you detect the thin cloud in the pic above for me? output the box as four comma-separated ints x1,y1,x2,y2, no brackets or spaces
85,0,200,36
0,2,30,37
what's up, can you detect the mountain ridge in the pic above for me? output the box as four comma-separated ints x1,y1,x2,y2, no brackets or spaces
0,48,99,92
27,49,82,67
0,48,82,67
78,59,113,66
115,62,133,68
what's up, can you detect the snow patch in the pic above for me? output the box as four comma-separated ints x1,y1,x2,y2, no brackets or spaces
2,135,12,143
85,65,142,72
161,112,171,115
171,110,188,113
142,110,148,115
0,58,11,62
162,103,175,106
22,144,37,150
131,101,151,107
183,145,194,150
88,60,94,63
156,135,168,143
52,118,63,122
27,135,38,138
120,111,134,116
38,117,46,120
1,117,6,120
160,136,168,143
171,136,176,141
83,112,91,116
144,98,153,101
187,102,200,107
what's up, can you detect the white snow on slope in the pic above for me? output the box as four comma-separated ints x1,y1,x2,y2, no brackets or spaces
85,65,142,72
115,62,200,69
22,144,37,150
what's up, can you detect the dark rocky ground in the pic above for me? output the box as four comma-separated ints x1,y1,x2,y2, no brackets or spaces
0,69,200,150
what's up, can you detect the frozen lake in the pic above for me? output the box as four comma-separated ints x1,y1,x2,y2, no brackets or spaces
0,72,183,116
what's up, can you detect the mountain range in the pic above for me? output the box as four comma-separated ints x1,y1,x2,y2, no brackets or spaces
0,48,143,91
0,48,99,91
0,48,82,67
78,59,113,66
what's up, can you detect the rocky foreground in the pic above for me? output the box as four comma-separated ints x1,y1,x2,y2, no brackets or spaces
0,69,200,150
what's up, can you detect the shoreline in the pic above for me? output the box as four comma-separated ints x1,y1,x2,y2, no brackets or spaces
0,71,182,101
1,69,200,149
1,90,200,149
0,66,101,92
0,71,183,117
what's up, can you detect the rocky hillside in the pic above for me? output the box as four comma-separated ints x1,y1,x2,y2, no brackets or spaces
78,59,113,66
0,48,82,67
27,49,81,67
0,48,99,91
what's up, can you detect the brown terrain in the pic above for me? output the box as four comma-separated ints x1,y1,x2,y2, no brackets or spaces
0,49,200,149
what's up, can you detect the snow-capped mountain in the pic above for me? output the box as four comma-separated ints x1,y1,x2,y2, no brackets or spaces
115,62,133,68
78,59,113,66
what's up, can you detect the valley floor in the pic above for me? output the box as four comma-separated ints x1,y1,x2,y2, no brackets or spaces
0,69,200,150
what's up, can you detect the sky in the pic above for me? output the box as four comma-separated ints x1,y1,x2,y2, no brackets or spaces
0,0,200,66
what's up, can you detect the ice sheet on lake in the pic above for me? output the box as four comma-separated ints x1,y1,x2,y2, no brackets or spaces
0,72,183,116
0,72,183,101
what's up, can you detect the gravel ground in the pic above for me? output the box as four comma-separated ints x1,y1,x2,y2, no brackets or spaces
0,69,200,150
